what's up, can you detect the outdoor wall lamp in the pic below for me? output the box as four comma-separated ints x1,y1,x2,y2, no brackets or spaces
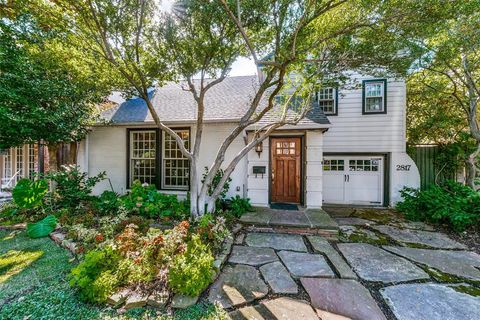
254,134,263,157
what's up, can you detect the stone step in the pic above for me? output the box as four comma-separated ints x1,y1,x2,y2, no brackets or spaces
241,207,339,239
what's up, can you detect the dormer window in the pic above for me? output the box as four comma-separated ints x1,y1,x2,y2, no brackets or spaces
363,79,387,114
317,88,337,115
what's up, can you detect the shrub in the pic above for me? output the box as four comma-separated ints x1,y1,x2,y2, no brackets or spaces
168,234,215,296
229,195,252,218
196,214,231,250
93,191,121,215
12,178,48,209
396,180,480,231
202,167,231,208
47,165,106,209
69,246,121,303
122,181,188,220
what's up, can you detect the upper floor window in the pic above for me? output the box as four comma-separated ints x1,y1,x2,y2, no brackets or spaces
363,79,387,114
317,88,337,115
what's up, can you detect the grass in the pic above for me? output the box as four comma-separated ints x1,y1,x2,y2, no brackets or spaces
0,230,228,320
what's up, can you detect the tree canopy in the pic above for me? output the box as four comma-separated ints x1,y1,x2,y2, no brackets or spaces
0,2,112,150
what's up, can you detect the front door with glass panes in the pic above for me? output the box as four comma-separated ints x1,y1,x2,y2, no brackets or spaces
270,137,301,203
322,156,383,205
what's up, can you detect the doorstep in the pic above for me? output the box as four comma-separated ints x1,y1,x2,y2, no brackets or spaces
240,207,339,239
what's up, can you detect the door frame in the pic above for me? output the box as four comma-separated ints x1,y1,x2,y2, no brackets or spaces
269,135,305,205
323,152,390,206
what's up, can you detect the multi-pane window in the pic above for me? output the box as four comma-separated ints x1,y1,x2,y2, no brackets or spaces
317,88,337,115
162,130,190,190
3,148,12,179
349,159,379,172
275,142,296,155
130,131,157,185
16,147,24,178
28,144,36,178
363,80,386,113
323,159,345,171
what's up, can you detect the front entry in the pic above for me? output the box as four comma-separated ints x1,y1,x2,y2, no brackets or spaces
270,137,301,203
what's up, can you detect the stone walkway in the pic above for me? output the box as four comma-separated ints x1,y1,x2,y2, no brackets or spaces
208,210,480,320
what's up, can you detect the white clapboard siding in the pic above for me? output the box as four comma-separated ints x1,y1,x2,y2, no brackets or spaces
323,75,406,154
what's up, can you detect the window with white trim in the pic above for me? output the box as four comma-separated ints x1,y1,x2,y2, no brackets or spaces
317,88,337,115
323,159,345,171
130,130,157,185
28,144,36,178
162,130,190,190
3,148,12,179
363,80,386,113
16,147,24,178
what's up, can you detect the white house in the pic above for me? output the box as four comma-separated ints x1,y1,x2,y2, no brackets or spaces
72,73,419,208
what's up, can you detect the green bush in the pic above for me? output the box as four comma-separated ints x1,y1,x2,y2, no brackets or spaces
12,178,48,209
93,191,121,215
168,234,215,296
202,167,232,209
47,165,106,209
396,180,480,231
122,181,189,220
229,195,252,218
69,246,121,303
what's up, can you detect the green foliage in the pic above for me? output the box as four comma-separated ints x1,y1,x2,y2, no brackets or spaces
122,181,189,220
12,178,48,209
229,196,252,218
195,214,231,250
396,181,480,231
47,166,106,209
0,7,112,149
69,246,121,303
202,167,231,201
26,215,57,238
94,191,121,216
168,235,214,297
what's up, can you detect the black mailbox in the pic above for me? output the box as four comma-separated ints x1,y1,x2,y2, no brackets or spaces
253,166,266,174
252,166,266,178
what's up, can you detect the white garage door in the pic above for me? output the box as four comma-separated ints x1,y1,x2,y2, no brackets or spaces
323,156,384,205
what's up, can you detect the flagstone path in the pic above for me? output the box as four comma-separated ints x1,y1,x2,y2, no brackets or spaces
208,211,480,320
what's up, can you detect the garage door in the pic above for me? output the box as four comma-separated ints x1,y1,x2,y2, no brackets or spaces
323,156,384,205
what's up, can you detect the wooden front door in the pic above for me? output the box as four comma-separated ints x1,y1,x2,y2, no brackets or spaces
271,137,301,203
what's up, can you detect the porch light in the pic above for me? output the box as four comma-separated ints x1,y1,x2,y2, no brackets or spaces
255,137,263,157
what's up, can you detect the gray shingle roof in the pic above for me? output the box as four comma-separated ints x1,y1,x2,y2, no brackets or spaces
101,75,330,127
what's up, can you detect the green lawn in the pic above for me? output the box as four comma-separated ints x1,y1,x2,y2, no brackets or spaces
0,230,227,320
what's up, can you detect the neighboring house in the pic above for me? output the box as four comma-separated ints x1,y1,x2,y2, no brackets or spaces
0,144,38,190
75,73,420,208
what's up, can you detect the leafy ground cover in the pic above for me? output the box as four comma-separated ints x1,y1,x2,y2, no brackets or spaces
0,230,228,320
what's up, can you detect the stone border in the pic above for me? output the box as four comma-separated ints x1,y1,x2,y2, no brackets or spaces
49,229,80,256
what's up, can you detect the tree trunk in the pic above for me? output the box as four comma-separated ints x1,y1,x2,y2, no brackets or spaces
47,144,59,173
69,142,78,165
47,144,59,192
465,143,480,189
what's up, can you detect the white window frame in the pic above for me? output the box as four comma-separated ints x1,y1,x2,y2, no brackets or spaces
363,80,387,114
129,130,157,186
161,129,190,190
317,88,337,115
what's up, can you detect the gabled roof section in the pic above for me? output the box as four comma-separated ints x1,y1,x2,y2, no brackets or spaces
100,75,330,128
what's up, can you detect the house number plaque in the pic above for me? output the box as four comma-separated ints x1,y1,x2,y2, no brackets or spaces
396,164,411,171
